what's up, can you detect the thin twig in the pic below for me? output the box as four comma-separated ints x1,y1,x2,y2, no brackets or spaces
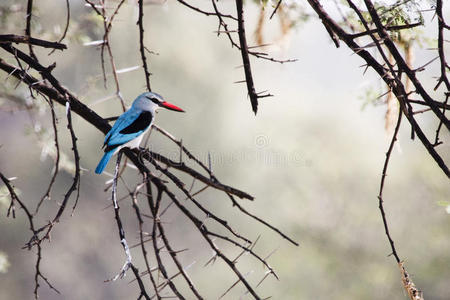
138,0,152,92
270,0,283,20
0,34,67,50
48,0,70,55
378,109,403,263
236,0,260,114
34,97,60,214
25,0,37,60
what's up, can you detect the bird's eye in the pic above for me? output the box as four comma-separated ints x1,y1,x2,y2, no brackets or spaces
146,96,159,104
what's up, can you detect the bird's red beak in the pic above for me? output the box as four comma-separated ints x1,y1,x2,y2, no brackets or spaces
160,101,185,112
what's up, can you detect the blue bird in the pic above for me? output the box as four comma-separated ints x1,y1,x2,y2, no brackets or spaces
95,92,184,174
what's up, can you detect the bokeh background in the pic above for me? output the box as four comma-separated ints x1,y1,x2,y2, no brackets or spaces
0,1,449,299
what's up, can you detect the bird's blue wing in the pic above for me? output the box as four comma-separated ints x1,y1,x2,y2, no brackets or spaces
103,108,152,151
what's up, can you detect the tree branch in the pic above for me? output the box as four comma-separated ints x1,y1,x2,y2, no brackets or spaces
236,0,262,114
0,34,67,50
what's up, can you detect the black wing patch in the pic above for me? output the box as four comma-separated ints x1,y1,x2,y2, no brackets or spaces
104,143,120,153
119,111,153,134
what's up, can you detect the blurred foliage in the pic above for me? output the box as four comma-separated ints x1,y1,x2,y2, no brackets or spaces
0,184,18,209
0,1,26,32
375,0,424,26
359,86,386,109
0,0,449,299
331,0,434,111
0,251,10,274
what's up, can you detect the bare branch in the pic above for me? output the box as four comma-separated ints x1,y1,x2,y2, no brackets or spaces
140,149,254,200
378,109,403,263
349,22,423,39
48,0,70,55
138,0,152,92
305,0,450,178
270,0,283,20
25,0,37,60
34,97,60,215
0,34,67,50
236,0,259,114
176,0,237,20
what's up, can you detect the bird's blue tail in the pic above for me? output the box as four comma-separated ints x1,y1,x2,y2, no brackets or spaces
95,150,114,174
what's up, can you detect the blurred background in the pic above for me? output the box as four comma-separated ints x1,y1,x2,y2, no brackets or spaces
0,0,449,299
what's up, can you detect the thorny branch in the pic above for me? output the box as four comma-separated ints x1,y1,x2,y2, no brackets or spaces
138,0,152,92
131,180,160,299
177,0,296,114
34,96,61,214
236,0,263,114
0,172,61,299
25,0,37,60
305,0,450,174
176,0,237,20
0,34,67,50
434,0,450,147
304,0,449,298
0,43,82,228
48,0,70,55
0,3,298,296
85,0,126,111
378,108,403,264
0,36,80,298
2,1,448,300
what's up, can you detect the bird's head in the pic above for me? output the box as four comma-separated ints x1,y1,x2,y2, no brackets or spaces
133,92,185,113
